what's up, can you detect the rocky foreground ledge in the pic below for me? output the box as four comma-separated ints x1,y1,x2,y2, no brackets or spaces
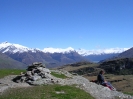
0,62,133,99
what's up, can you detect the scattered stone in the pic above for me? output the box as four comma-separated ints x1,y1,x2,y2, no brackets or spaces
56,91,65,94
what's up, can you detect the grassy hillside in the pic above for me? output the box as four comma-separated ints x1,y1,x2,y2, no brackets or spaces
59,62,101,76
51,71,68,79
0,69,26,78
0,84,94,99
58,61,99,71
0,53,26,69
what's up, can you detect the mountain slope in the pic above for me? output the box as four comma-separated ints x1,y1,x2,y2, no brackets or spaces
118,47,133,58
3,51,86,68
0,53,26,69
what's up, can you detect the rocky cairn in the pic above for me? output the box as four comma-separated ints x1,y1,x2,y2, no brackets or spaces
13,62,58,85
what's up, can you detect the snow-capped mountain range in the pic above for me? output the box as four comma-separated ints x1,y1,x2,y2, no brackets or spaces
76,48,129,56
0,42,129,55
0,42,41,53
0,42,132,68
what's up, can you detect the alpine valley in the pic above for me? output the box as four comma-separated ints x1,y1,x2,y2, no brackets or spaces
0,42,130,69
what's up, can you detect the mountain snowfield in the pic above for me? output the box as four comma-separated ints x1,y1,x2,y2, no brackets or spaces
0,42,130,55
0,42,41,53
43,47,75,53
77,48,129,56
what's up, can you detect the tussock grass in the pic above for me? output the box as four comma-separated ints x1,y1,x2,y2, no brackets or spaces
0,69,26,78
51,72,68,79
0,85,94,99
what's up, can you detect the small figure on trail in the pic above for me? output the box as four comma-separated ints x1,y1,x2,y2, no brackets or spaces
97,70,116,91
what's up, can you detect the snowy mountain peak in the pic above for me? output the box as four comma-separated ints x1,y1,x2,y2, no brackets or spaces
43,47,75,53
0,42,26,48
76,48,130,56
0,42,75,54
0,42,41,53
1,41,8,44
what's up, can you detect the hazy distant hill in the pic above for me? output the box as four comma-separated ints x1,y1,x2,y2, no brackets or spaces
0,53,26,69
84,53,119,62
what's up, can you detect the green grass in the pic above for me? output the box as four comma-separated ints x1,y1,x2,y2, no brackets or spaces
0,69,26,78
0,85,94,99
51,72,68,79
124,92,133,96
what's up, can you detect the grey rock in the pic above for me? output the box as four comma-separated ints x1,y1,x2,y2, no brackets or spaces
30,75,41,81
26,71,32,76
42,68,51,74
32,62,42,66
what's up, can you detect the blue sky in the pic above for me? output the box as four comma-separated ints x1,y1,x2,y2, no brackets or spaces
0,0,133,50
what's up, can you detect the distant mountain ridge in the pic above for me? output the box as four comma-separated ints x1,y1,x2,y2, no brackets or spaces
76,48,129,56
0,42,129,55
0,42,86,68
43,47,129,62
0,42,131,68
84,53,119,62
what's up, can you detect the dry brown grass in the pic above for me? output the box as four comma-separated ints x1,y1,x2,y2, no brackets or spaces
61,63,99,71
84,74,133,94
